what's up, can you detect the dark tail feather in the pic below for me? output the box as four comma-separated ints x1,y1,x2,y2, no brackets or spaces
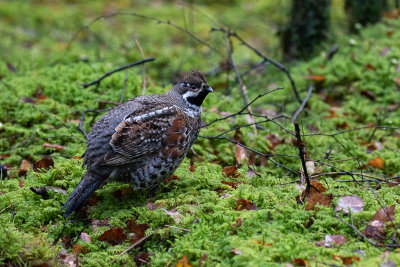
62,172,104,218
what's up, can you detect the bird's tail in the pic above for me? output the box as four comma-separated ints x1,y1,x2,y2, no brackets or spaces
62,172,104,218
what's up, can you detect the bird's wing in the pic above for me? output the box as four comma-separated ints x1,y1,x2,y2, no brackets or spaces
94,105,186,166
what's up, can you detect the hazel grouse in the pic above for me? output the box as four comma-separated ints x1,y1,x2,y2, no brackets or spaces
62,70,212,217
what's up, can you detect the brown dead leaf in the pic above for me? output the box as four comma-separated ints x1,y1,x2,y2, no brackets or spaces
222,166,239,178
291,258,308,266
307,125,319,132
62,235,72,248
126,219,148,243
366,64,376,71
306,74,325,82
33,156,54,172
98,227,127,246
324,109,339,118
62,252,78,267
305,193,332,211
188,160,197,172
233,218,242,227
91,218,110,231
19,177,24,188
0,154,10,160
372,205,395,222
235,144,247,163
221,181,239,189
18,159,31,176
368,157,384,169
87,193,99,206
363,220,386,242
43,142,65,151
73,155,82,159
335,196,364,214
235,198,258,211
333,255,360,265
251,239,273,246
72,244,90,254
316,234,347,247
386,30,395,37
175,255,191,267
163,174,180,184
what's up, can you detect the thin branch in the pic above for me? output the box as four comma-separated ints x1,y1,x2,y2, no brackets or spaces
303,126,400,137
70,12,221,56
133,36,147,95
83,58,155,89
211,27,301,103
292,85,313,123
224,28,256,135
200,135,299,175
203,87,284,127
120,233,154,255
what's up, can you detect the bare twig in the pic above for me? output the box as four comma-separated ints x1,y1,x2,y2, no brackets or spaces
133,36,147,95
165,224,190,232
224,28,256,135
70,12,221,56
83,58,155,90
294,122,317,197
292,85,313,123
120,233,154,255
211,27,301,103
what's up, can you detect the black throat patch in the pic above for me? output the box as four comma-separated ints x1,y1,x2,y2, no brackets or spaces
186,90,210,107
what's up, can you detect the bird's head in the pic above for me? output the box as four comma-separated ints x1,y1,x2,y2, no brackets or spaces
172,70,213,108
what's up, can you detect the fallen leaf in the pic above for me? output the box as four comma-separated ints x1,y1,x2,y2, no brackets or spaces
163,174,180,184
0,154,10,160
235,144,247,163
98,227,127,246
324,109,339,118
333,255,360,265
235,198,258,211
175,255,191,267
62,236,72,248
366,64,376,71
222,166,239,178
162,208,182,223
307,125,319,132
72,244,90,254
221,181,239,189
126,219,148,243
230,248,243,255
43,142,65,151
291,258,308,266
368,157,384,169
372,205,395,222
233,218,242,227
363,220,386,242
335,196,364,214
188,160,197,172
33,156,54,172
305,193,332,211
306,161,315,175
251,239,273,246
316,234,347,247
87,193,99,206
19,177,24,188
381,260,396,267
20,97,36,103
386,31,395,37
306,74,325,82
7,62,17,72
18,159,31,176
336,121,348,129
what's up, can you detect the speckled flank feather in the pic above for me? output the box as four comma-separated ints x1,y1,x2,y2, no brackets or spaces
62,70,212,217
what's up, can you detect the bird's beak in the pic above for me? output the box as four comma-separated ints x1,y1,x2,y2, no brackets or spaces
202,83,213,93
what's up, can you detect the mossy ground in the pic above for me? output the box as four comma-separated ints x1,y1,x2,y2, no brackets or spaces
1,1,400,266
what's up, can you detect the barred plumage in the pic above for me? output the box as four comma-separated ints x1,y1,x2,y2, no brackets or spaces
62,70,212,217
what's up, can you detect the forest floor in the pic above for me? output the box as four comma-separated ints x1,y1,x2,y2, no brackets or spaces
1,1,400,266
